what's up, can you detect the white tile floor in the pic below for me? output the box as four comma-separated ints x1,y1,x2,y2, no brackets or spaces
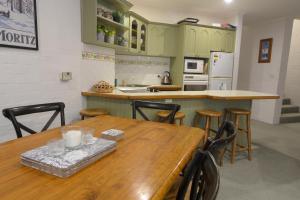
219,121,300,200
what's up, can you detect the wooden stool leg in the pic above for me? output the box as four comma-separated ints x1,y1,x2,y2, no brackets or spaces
180,118,183,126
193,113,200,127
205,116,211,142
81,115,84,120
231,115,239,164
247,114,252,161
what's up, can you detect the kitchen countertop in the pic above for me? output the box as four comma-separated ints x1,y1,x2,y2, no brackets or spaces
82,90,279,100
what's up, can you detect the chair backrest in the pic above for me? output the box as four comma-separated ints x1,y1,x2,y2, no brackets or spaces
132,100,180,124
203,120,236,165
203,120,236,150
176,150,220,200
2,102,65,138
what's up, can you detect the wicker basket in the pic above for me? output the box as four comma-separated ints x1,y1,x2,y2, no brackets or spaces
92,81,114,93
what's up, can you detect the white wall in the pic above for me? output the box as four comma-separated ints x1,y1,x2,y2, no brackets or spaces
238,18,293,124
285,19,300,106
115,55,170,86
0,0,115,142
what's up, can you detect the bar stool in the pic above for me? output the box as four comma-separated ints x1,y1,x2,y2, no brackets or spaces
80,108,109,120
226,108,252,164
194,110,222,142
157,111,185,125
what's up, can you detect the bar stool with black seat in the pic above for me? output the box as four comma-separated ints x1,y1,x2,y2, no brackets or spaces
2,102,65,138
194,110,222,142
226,108,252,164
157,111,185,125
132,100,180,124
80,108,109,120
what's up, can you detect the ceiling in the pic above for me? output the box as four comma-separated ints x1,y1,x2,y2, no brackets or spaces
129,0,300,25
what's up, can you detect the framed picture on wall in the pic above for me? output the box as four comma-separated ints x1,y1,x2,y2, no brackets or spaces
0,0,38,50
258,38,273,63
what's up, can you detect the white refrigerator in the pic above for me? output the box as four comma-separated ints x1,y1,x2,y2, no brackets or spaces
209,52,234,90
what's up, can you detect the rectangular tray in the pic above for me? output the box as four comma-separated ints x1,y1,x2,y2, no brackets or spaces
21,138,117,178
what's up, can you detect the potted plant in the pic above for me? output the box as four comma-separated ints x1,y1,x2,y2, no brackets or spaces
105,30,116,44
97,25,106,42
112,11,122,23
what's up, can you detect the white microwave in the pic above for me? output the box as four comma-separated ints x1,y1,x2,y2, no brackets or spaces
184,58,205,74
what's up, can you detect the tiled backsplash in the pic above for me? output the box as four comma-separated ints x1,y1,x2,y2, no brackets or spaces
115,55,170,85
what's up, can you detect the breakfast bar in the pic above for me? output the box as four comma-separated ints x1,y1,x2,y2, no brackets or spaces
82,90,279,126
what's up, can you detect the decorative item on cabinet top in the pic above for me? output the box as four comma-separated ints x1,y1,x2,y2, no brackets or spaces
82,51,115,62
115,57,169,66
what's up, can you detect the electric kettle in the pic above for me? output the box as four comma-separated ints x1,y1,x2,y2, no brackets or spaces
161,71,172,85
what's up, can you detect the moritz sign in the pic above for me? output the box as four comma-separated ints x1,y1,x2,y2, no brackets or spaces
0,0,38,50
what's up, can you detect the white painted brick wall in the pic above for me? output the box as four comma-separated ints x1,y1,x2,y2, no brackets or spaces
0,0,115,142
115,55,170,85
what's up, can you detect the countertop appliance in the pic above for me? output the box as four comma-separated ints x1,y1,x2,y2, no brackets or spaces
161,71,172,85
183,74,209,91
184,58,205,74
209,52,234,90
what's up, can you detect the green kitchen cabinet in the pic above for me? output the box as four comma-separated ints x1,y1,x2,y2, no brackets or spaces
209,29,236,52
209,29,224,52
196,27,210,57
129,13,148,54
183,25,211,58
183,25,198,57
81,0,132,50
223,30,236,52
147,23,178,57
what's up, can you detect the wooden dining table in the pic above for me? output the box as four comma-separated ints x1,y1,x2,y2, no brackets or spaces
0,115,205,200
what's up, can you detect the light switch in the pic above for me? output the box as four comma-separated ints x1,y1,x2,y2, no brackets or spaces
60,72,72,81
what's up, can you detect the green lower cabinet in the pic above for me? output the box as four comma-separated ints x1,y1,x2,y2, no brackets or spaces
147,24,177,57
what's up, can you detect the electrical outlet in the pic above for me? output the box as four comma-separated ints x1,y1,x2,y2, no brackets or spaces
165,99,173,103
60,72,72,81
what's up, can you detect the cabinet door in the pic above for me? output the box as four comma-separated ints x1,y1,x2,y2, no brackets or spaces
196,27,210,57
148,24,165,56
140,23,147,53
210,29,225,52
130,17,139,53
164,26,177,57
224,31,236,52
184,26,197,57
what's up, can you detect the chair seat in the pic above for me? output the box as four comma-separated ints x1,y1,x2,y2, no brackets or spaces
157,111,185,119
80,108,109,117
196,110,222,117
227,108,251,115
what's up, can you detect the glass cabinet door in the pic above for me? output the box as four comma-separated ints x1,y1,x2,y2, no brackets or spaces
140,24,146,52
131,20,138,50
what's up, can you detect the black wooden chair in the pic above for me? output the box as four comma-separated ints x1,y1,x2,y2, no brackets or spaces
2,102,65,138
203,120,237,166
176,150,220,200
132,100,181,124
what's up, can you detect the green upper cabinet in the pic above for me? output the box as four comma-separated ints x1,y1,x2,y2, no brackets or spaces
209,29,236,53
209,29,224,52
196,27,210,57
183,25,236,57
81,0,132,50
184,25,198,57
223,30,236,52
129,12,148,55
147,23,178,57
